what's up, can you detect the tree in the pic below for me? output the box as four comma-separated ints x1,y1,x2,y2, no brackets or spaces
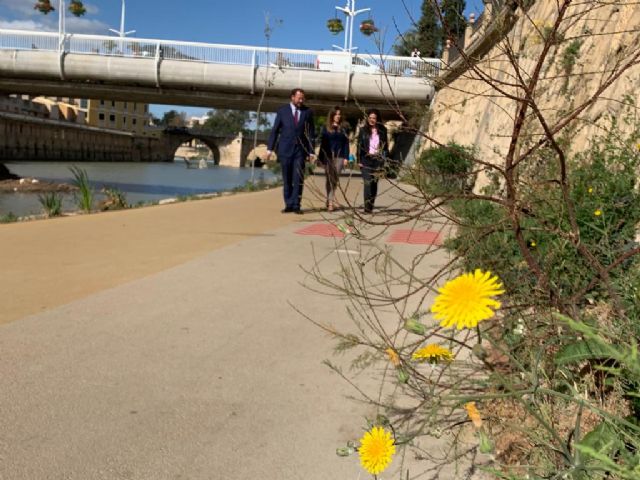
202,109,250,137
417,0,442,57
393,1,442,58
441,0,466,41
158,110,186,128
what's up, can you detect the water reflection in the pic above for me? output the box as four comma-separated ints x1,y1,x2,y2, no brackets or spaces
0,162,276,217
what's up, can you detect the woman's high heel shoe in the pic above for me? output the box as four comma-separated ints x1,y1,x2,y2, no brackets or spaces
327,201,334,212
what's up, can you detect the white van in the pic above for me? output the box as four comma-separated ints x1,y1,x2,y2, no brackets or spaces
316,52,379,74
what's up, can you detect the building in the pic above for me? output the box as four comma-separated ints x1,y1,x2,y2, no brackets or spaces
0,94,159,138
84,99,152,135
0,94,57,119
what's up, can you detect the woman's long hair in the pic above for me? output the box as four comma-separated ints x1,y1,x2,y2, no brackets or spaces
325,106,343,131
363,108,383,133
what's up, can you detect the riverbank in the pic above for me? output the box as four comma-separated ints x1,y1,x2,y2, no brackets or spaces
0,161,278,218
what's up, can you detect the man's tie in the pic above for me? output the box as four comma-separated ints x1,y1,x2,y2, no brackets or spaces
294,108,299,126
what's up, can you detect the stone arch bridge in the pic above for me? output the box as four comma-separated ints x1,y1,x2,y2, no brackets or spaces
0,113,262,167
163,128,267,167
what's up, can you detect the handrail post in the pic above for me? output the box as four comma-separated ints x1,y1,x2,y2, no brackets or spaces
58,33,68,80
441,38,451,68
464,13,476,50
250,49,257,94
154,41,161,88
483,0,494,23
345,51,353,102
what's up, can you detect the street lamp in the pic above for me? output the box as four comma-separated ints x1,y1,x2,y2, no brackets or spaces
58,0,65,39
333,0,370,53
109,0,136,38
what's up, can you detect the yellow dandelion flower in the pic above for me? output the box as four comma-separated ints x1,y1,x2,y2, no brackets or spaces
465,402,483,429
587,187,593,194
359,426,395,475
431,269,505,330
594,209,602,216
412,344,454,364
385,347,400,367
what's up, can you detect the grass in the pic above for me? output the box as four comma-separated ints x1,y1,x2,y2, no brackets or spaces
69,165,94,213
0,212,18,223
38,192,63,217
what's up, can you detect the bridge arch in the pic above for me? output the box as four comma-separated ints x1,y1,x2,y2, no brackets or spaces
180,136,221,165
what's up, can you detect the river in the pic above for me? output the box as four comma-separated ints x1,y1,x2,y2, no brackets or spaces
0,161,277,217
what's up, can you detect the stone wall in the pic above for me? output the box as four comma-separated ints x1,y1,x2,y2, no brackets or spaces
426,0,640,185
0,113,168,162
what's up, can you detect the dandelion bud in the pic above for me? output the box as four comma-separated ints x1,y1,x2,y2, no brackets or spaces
397,368,409,384
336,446,355,457
404,317,426,335
478,430,494,454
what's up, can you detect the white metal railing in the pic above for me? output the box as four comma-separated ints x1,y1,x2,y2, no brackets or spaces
0,29,440,78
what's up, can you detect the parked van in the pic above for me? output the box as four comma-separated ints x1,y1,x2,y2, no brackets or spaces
315,52,379,74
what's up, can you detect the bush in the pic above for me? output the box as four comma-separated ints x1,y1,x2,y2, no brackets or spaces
414,142,476,195
448,130,640,308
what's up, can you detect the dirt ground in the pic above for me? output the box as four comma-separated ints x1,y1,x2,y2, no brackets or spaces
0,186,309,325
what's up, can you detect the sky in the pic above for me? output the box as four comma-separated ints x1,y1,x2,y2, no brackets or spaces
0,0,483,117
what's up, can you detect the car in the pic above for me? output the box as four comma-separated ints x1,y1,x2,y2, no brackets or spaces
315,52,380,74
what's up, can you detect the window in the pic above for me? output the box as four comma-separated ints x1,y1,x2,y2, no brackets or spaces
111,101,115,107
123,117,127,124
109,114,116,122
79,99,88,109
98,113,105,120
124,102,127,109
132,118,137,125
100,100,105,106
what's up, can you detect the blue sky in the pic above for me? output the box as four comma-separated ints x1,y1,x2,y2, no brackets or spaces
0,0,483,117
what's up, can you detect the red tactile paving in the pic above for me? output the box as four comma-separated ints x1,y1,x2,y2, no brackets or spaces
387,229,442,245
294,223,346,238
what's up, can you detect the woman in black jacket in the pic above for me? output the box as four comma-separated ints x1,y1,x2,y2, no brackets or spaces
318,106,350,211
357,108,389,213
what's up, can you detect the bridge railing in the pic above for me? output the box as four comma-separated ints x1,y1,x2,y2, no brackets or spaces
0,29,440,78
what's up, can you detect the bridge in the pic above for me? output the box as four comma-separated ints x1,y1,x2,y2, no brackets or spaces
0,29,440,118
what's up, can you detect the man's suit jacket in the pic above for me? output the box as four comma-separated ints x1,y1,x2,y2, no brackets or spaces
267,104,315,159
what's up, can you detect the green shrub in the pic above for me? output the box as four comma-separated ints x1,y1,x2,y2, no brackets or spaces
448,132,640,309
414,142,476,195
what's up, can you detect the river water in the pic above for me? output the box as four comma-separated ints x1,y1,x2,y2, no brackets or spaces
0,161,277,217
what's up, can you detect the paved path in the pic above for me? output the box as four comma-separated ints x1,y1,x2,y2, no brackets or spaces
0,177,478,479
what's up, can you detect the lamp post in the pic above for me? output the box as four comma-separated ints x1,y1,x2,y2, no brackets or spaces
58,0,65,39
109,0,136,38
334,0,370,53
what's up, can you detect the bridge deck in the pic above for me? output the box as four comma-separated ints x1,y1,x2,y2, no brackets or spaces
0,29,438,116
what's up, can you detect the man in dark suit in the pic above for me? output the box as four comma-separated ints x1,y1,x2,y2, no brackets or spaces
265,88,316,214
